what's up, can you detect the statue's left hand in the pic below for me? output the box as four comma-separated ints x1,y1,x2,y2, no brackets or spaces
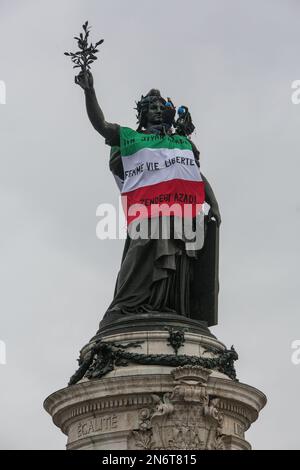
208,205,222,227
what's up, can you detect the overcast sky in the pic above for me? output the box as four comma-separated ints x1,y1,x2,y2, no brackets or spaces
0,0,300,450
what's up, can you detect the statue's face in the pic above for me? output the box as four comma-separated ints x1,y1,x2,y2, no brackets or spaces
146,100,165,126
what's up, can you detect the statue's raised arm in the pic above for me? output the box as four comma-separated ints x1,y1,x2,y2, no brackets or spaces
64,22,119,145
75,70,120,146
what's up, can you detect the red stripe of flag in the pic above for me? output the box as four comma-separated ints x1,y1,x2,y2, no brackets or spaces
121,179,205,225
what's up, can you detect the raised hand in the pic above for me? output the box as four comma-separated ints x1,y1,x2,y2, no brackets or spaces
75,70,94,91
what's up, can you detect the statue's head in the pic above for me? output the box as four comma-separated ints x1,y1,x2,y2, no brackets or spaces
135,89,176,131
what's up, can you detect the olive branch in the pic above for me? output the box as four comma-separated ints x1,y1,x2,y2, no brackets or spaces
64,21,104,72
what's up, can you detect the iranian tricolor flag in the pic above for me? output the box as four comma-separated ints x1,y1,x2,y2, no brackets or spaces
119,127,205,225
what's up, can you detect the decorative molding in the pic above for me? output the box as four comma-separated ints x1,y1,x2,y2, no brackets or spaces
218,398,257,424
166,327,185,355
69,340,238,385
130,365,226,450
70,394,154,419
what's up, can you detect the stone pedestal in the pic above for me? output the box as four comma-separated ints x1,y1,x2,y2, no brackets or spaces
44,317,266,450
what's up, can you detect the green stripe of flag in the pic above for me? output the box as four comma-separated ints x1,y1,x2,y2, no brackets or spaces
120,127,192,156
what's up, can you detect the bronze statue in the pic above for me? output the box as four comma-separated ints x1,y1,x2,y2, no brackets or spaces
65,11,221,331
62,23,241,391
75,68,221,330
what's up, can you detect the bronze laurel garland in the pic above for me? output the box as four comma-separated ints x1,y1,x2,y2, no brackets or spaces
69,340,238,386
